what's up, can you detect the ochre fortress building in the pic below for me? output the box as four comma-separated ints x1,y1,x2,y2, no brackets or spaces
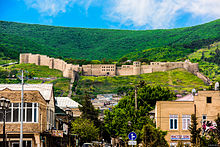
20,53,210,84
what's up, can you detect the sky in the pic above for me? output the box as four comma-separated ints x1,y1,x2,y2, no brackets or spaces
0,0,220,30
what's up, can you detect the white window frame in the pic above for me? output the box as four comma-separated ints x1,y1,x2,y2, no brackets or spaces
182,115,191,130
2,102,39,123
170,115,178,130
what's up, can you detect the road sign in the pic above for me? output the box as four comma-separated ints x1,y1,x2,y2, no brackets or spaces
128,141,137,145
128,132,137,140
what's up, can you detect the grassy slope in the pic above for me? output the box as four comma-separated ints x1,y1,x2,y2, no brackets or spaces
0,64,70,97
0,19,220,60
188,42,220,81
76,68,208,97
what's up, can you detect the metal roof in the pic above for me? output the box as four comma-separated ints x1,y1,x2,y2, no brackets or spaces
0,84,53,101
55,97,81,108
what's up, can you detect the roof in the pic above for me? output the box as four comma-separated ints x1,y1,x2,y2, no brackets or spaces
0,84,53,101
55,97,81,108
175,93,194,101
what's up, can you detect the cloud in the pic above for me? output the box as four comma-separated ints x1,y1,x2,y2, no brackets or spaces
108,0,220,29
23,0,95,16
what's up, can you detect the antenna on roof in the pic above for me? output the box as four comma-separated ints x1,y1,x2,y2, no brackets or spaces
215,82,219,91
192,88,196,96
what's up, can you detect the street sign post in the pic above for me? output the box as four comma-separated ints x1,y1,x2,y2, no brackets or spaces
128,132,137,146
128,141,137,145
128,132,137,141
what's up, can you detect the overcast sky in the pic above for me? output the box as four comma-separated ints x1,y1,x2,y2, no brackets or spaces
0,0,220,30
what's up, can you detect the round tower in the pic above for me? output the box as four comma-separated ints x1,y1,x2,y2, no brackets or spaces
133,61,141,75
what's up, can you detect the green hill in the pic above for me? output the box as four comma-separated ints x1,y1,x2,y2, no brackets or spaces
0,19,220,60
74,68,208,102
0,64,70,97
188,42,220,81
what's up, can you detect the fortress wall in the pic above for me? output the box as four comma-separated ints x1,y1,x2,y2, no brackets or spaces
39,55,51,67
72,65,80,72
53,59,66,71
91,64,102,75
49,58,55,69
28,54,40,65
133,61,141,75
117,67,133,76
20,54,204,83
82,65,92,75
141,65,152,74
20,53,31,63
196,72,210,85
184,63,199,74
91,64,116,76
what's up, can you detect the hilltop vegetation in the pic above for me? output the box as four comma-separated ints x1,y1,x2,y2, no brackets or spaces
0,63,70,97
189,42,220,81
73,68,208,103
0,19,220,60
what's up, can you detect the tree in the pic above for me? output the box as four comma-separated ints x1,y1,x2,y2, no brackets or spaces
71,118,99,145
104,81,176,142
78,93,100,127
215,113,220,140
189,114,201,146
141,124,168,147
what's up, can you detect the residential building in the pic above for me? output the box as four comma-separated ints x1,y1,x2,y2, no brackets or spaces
155,90,220,146
54,97,81,147
0,84,55,147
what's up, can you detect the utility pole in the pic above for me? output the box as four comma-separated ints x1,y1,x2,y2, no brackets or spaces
135,86,137,111
20,70,24,147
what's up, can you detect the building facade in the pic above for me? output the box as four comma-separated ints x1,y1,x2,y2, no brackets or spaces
0,84,55,147
155,90,220,146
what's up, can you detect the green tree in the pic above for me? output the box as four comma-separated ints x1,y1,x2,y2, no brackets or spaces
141,124,168,147
79,93,100,127
71,118,99,145
215,113,220,140
189,114,201,146
104,81,176,142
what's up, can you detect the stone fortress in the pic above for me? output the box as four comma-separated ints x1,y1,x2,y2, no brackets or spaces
20,53,210,84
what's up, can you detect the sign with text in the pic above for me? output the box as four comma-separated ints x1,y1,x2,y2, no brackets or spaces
128,141,137,145
51,130,63,137
171,135,190,140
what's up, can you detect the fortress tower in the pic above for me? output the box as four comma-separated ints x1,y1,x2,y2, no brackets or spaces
133,61,141,75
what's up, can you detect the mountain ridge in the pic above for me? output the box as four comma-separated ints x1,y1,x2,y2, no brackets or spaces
0,19,220,60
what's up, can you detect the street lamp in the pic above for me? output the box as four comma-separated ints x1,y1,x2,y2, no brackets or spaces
0,97,11,147
65,108,73,147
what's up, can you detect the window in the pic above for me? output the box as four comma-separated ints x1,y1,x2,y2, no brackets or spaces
0,102,38,123
202,114,207,122
170,115,178,130
207,97,212,103
182,115,191,130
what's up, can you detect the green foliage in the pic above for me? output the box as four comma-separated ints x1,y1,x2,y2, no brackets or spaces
188,42,220,81
71,118,99,145
104,82,175,142
0,19,220,60
141,124,168,147
215,113,220,141
189,114,201,146
79,94,100,127
8,63,63,78
77,69,208,99
45,78,70,97
189,114,219,146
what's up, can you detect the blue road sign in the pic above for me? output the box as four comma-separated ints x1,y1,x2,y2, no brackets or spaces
128,132,137,140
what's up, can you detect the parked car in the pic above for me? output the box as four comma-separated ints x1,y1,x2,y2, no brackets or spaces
82,143,93,147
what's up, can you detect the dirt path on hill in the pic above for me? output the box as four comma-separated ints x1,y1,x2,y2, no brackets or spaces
168,71,173,85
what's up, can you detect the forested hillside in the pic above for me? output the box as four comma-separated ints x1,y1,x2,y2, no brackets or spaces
0,19,220,60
